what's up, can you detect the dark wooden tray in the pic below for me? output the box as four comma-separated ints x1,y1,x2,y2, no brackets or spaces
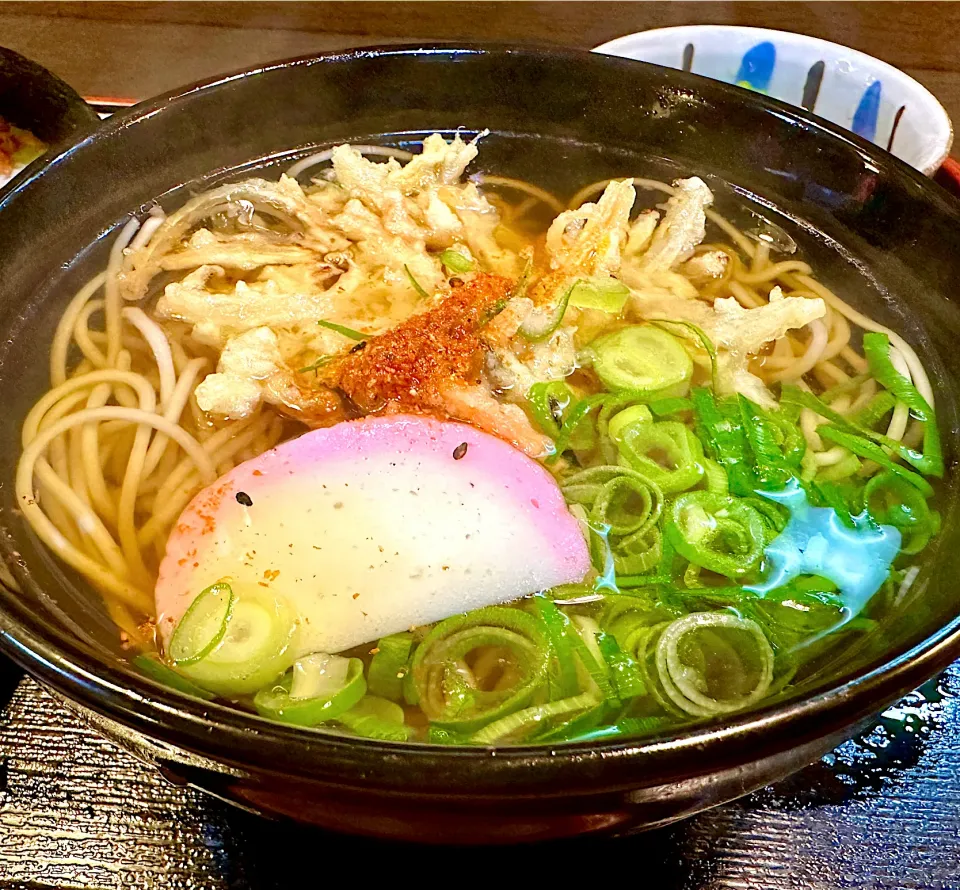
0,656,956,887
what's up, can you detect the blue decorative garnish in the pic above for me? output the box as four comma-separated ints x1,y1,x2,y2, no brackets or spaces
746,479,900,618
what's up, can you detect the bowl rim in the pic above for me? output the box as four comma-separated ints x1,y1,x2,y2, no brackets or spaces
593,24,954,176
0,44,101,192
2,41,960,794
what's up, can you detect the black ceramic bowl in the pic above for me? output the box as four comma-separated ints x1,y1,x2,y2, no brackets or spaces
1,45,959,844
0,45,99,189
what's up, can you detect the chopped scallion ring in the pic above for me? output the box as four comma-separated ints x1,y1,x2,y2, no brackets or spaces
168,581,234,667
254,655,366,726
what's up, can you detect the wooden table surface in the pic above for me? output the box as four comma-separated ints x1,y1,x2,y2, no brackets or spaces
0,659,957,888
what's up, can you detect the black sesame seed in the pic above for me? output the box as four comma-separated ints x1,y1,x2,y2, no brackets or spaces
235,491,253,507
548,396,563,424
453,442,468,460
349,341,367,354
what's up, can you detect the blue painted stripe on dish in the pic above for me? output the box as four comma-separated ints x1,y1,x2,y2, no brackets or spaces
734,41,776,92
853,80,882,142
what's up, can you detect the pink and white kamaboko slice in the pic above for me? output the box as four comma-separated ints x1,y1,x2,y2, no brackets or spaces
156,414,590,659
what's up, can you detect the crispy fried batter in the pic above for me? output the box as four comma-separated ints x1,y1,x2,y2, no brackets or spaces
323,273,512,412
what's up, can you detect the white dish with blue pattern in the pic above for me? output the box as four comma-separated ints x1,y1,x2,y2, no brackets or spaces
594,25,952,175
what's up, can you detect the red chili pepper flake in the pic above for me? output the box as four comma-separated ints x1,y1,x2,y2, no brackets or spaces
324,274,512,412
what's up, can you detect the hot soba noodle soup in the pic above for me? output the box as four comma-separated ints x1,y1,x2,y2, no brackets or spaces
17,133,946,744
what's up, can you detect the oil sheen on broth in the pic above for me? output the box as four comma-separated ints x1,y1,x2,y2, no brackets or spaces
16,133,946,745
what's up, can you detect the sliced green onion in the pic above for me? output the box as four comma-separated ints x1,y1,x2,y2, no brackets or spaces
548,393,607,462
317,319,366,340
596,632,646,700
863,331,943,477
562,465,664,578
177,589,297,695
596,392,650,463
738,585,848,652
617,420,705,494
290,652,350,699
610,526,663,575
552,716,667,743
691,387,758,496
863,334,934,419
693,388,805,497
404,264,430,298
738,396,793,490
666,491,766,578
132,654,215,701
439,248,475,274
654,612,774,716
818,426,933,496
607,404,653,442
530,596,580,699
742,495,790,537
820,373,870,403
569,615,617,703
614,618,683,716
648,397,694,417
168,581,234,667
600,592,661,633
338,695,412,741
543,582,603,603
471,691,599,744
254,655,366,726
816,452,862,482
591,325,693,397
651,319,719,392
781,385,939,482
532,703,611,743
567,277,630,313
526,380,576,438
589,470,663,536
702,458,729,493
864,471,935,554
367,632,415,702
411,607,550,733
519,279,577,341
298,354,336,374
848,391,897,430
427,725,472,745
807,479,863,529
